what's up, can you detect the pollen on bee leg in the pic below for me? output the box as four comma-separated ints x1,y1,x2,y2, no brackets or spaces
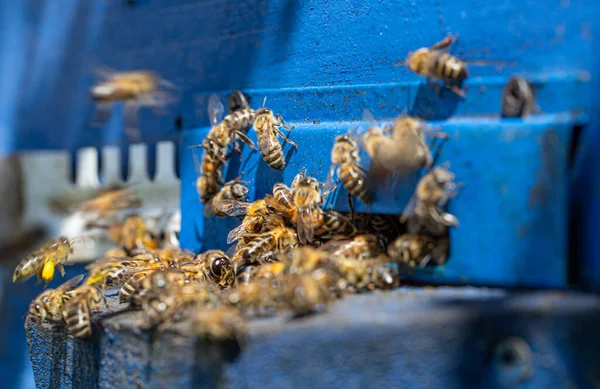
41,261,55,284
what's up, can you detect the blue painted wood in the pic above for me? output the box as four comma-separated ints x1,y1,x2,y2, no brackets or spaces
180,110,575,287
0,0,597,153
61,288,600,389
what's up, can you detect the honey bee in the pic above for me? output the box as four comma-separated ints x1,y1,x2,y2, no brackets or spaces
294,175,326,244
204,176,250,217
361,111,446,177
334,256,398,292
194,250,235,288
103,258,169,289
281,274,330,317
387,233,443,267
90,69,177,139
403,35,469,97
326,133,371,205
370,214,404,250
313,210,357,240
62,285,107,339
127,269,187,307
193,95,256,204
142,281,220,329
13,237,83,286
254,107,297,170
216,199,280,244
232,226,297,269
193,307,246,343
401,164,460,236
192,149,224,205
28,275,84,322
78,186,142,220
322,234,380,260
225,279,281,317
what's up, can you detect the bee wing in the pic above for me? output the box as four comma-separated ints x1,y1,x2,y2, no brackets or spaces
227,217,258,244
322,164,338,196
296,208,315,244
214,200,250,217
208,94,225,127
399,195,418,224
55,274,85,292
362,109,377,125
225,244,238,259
85,256,130,271
93,65,118,80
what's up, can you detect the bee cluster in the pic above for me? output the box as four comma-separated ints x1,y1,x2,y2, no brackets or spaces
18,36,466,344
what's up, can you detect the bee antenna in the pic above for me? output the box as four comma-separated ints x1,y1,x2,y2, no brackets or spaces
310,165,325,177
430,137,449,167
262,96,267,108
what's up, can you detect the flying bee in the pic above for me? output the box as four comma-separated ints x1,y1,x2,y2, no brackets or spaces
194,250,235,288
28,275,84,322
90,69,178,140
13,236,87,287
78,186,142,220
193,307,247,344
326,133,371,207
232,226,297,269
254,106,297,170
360,110,447,177
401,35,469,97
401,164,460,236
388,233,442,268
322,234,380,260
62,285,107,339
204,176,250,217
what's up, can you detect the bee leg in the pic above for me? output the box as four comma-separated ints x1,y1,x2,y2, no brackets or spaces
91,102,113,127
430,34,456,51
450,85,466,98
273,126,298,148
427,79,442,96
235,130,258,150
57,262,66,277
347,193,355,221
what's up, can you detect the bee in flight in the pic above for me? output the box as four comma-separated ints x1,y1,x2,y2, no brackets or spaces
254,99,297,171
90,68,178,140
13,236,89,286
360,110,447,178
401,163,461,236
400,34,469,97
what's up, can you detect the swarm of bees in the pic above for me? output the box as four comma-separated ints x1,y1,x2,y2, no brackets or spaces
21,38,467,344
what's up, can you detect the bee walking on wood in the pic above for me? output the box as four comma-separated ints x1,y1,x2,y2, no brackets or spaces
254,100,297,170
193,95,256,204
62,285,107,339
326,133,371,210
90,69,178,140
28,275,84,322
401,35,469,97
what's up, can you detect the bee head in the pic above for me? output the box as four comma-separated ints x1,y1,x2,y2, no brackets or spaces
406,48,430,75
256,107,272,116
